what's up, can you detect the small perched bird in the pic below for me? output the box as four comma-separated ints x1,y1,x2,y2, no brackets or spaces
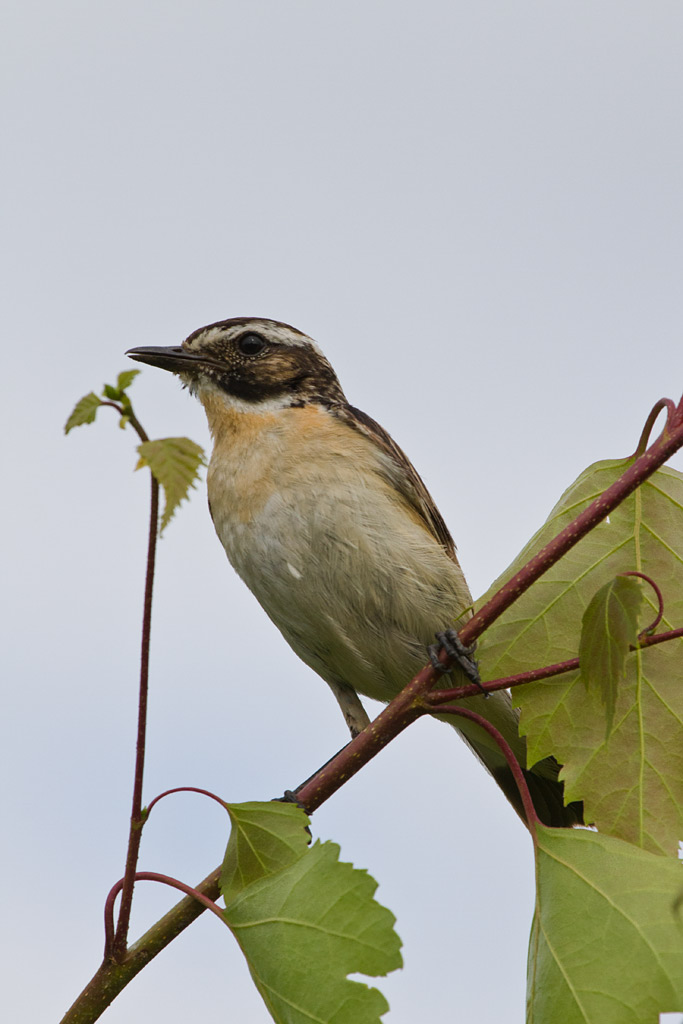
128,318,581,826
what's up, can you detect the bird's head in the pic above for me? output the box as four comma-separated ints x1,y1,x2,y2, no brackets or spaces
127,317,346,409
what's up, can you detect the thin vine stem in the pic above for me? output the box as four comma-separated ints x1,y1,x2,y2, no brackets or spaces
103,407,158,962
621,571,664,635
424,623,683,706
632,398,676,458
145,786,230,818
432,705,539,829
424,657,582,704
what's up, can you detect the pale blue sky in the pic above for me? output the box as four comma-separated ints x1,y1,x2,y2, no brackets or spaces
3,2,683,1022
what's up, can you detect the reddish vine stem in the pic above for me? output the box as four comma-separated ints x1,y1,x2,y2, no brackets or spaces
622,571,664,635
425,658,582,704
432,705,539,829
99,401,149,443
640,626,683,647
108,410,157,962
632,398,676,458
424,623,683,706
145,787,230,818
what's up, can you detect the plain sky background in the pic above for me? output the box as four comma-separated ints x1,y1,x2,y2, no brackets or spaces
3,2,683,1022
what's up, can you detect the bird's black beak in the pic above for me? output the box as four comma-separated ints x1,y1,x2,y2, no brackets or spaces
126,345,202,373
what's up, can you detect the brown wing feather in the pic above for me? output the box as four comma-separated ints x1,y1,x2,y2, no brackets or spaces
335,404,458,562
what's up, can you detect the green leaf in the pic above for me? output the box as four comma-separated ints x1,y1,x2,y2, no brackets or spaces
527,824,683,1024
102,383,121,401
116,368,140,392
136,437,206,533
221,802,311,905
220,802,402,1024
476,459,683,853
579,575,645,737
64,392,102,433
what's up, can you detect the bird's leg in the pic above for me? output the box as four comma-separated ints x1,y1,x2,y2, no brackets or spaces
326,678,372,737
428,629,488,697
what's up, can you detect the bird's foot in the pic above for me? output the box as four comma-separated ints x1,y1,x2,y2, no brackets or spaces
272,791,312,838
275,789,308,807
428,629,488,697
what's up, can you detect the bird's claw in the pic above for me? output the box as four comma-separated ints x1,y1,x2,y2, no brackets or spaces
428,629,488,697
272,791,312,837
274,789,307,808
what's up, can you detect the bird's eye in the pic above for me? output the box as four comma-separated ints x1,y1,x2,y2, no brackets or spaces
237,332,267,356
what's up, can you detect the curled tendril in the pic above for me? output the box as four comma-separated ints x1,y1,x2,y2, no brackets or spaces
431,705,538,829
104,871,226,958
621,571,665,636
632,398,677,458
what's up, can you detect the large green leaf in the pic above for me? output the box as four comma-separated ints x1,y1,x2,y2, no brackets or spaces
527,824,683,1024
476,460,683,853
220,802,402,1024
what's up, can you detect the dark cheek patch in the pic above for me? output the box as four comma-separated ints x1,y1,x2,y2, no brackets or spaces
200,343,345,407
214,350,319,403
216,372,296,403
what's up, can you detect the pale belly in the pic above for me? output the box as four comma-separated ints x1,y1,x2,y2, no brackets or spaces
208,463,470,706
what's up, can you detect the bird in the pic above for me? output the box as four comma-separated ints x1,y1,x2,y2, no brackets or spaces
127,317,581,827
